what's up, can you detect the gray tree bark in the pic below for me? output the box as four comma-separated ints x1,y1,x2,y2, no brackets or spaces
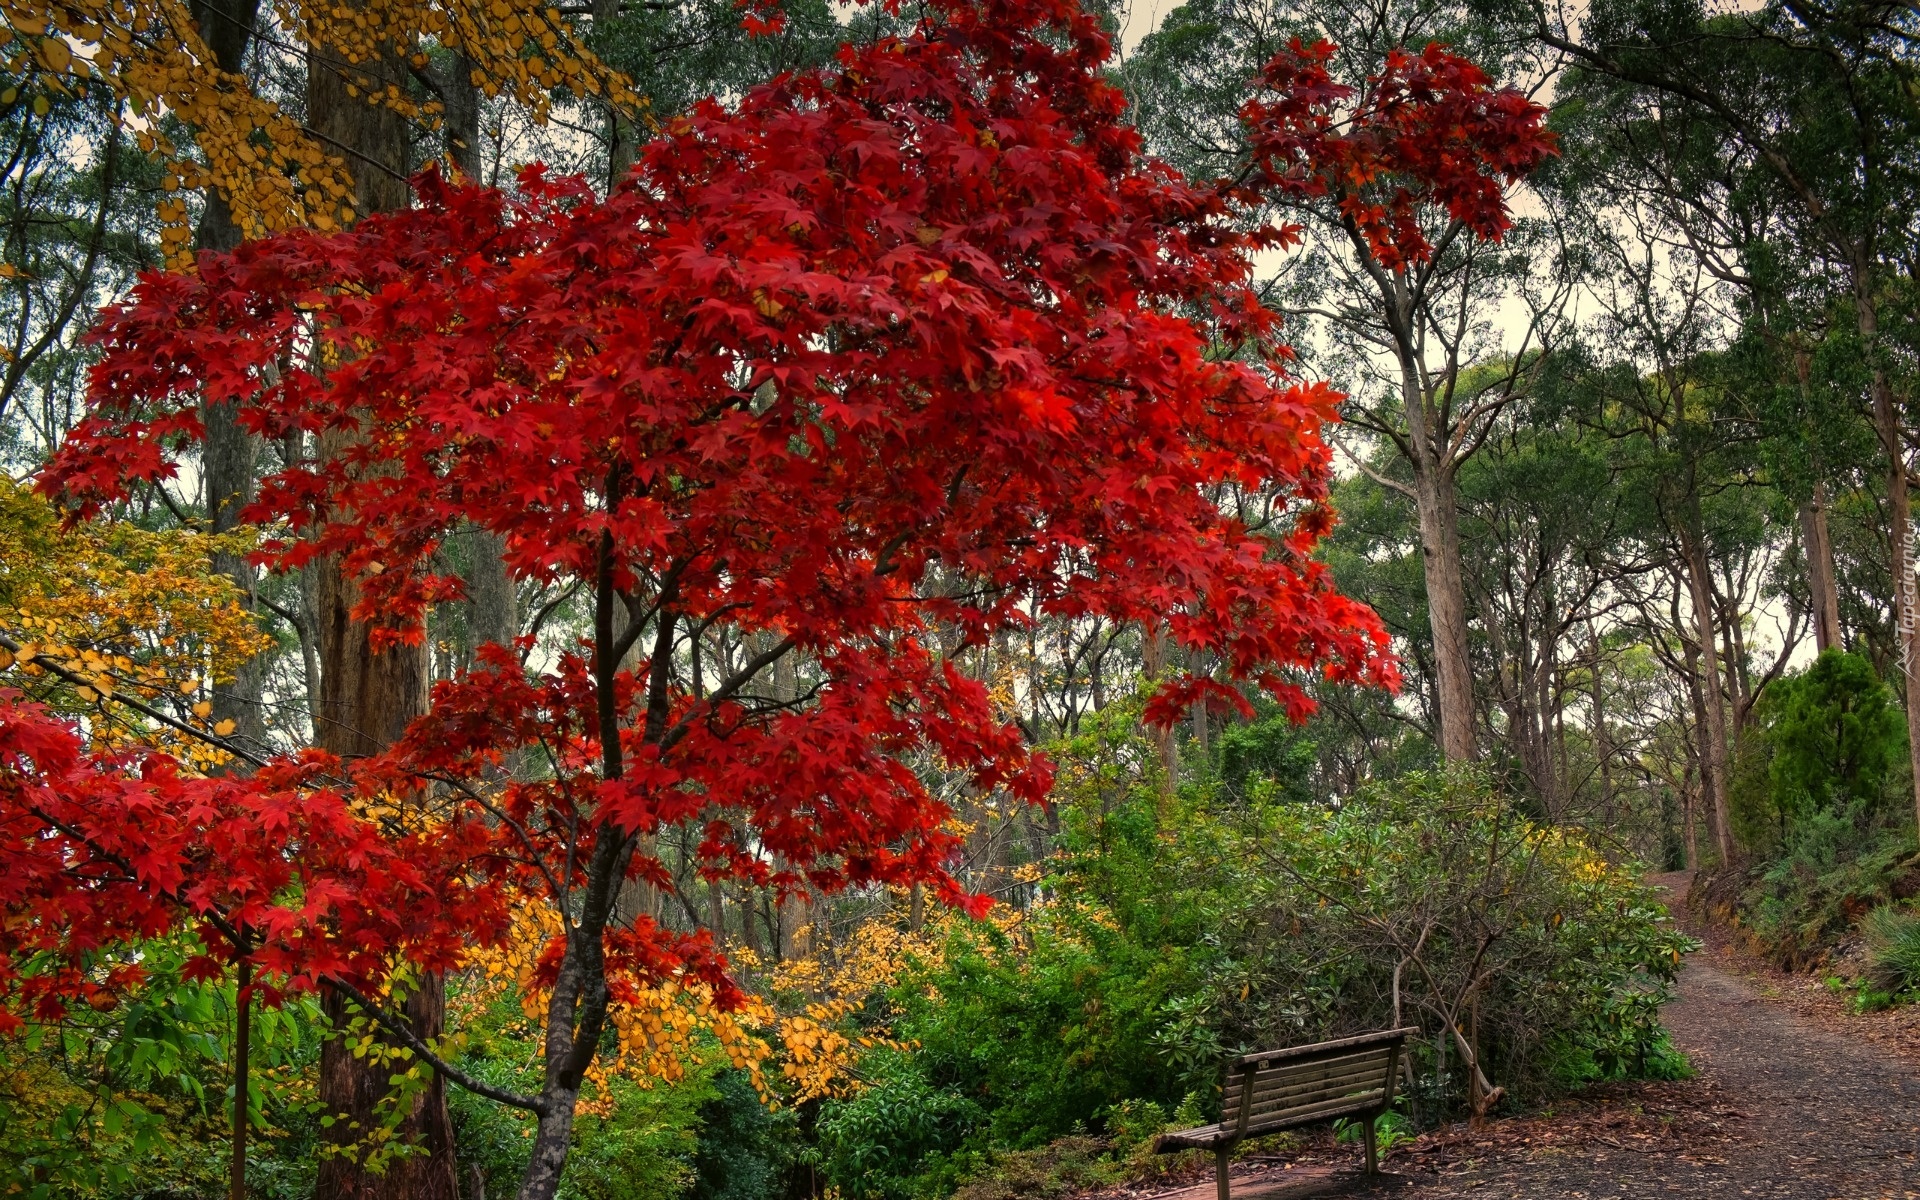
192,0,269,751
1800,488,1842,654
1407,437,1477,762
1678,543,1734,865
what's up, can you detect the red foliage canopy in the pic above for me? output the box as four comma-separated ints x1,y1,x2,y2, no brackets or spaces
1242,39,1557,270
8,0,1394,1061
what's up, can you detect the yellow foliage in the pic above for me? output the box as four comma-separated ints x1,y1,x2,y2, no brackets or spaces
456,904,774,1118
0,0,640,257
454,899,958,1112
0,476,269,761
765,913,948,1102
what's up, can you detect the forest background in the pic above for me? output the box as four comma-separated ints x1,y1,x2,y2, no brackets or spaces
0,0,1913,1196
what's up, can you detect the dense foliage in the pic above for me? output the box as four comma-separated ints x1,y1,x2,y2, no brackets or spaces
803,713,1689,1200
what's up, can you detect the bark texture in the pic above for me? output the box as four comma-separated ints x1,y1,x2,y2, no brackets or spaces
193,0,269,750
1800,493,1842,654
306,24,459,1199
1406,386,1477,763
1682,527,1735,865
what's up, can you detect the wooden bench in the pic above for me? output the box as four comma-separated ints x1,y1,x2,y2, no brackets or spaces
1154,1027,1416,1198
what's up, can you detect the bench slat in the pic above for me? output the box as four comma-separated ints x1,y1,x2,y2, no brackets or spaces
1239,1064,1392,1115
1222,1052,1392,1107
1239,1089,1387,1136
1230,1047,1391,1090
1231,1027,1418,1069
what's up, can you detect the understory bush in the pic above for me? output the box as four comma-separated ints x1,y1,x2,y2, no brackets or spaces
1719,652,1920,973
806,706,1691,1200
1861,904,1920,996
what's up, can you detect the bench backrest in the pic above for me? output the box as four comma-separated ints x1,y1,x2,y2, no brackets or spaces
1219,1028,1416,1140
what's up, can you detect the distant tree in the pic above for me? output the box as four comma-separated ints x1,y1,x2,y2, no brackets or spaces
1235,37,1559,761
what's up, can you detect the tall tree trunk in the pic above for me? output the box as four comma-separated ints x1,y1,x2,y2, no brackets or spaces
1409,454,1476,762
1795,341,1844,655
1189,650,1210,764
591,0,640,189
1679,544,1734,865
1140,622,1177,799
311,483,452,1200
1587,628,1614,829
1801,486,1843,654
467,529,515,652
1681,764,1699,872
439,49,482,180
307,22,458,1200
193,0,268,750
1858,284,1920,835
1535,592,1559,816
707,875,726,944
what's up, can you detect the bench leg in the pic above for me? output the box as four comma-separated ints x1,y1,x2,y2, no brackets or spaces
1362,1114,1378,1175
1215,1145,1231,1200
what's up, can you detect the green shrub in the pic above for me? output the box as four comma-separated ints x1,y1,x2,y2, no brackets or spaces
945,1137,1119,1200
1742,807,1917,968
1862,904,1920,996
1733,651,1911,857
690,1068,797,1200
814,1063,986,1200
1334,1109,1416,1155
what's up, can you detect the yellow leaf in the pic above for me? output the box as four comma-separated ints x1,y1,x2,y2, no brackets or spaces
37,38,70,73
0,647,11,671
192,700,213,719
214,718,237,736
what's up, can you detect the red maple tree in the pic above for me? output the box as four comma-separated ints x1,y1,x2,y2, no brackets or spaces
1241,38,1557,269
8,1,1396,1193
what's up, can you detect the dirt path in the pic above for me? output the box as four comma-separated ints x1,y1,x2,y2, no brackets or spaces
1145,871,1920,1200
1394,936,1920,1196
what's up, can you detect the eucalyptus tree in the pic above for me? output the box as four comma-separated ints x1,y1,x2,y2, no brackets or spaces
1526,0,1920,829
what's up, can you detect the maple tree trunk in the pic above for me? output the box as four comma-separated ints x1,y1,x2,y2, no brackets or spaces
307,21,458,1200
